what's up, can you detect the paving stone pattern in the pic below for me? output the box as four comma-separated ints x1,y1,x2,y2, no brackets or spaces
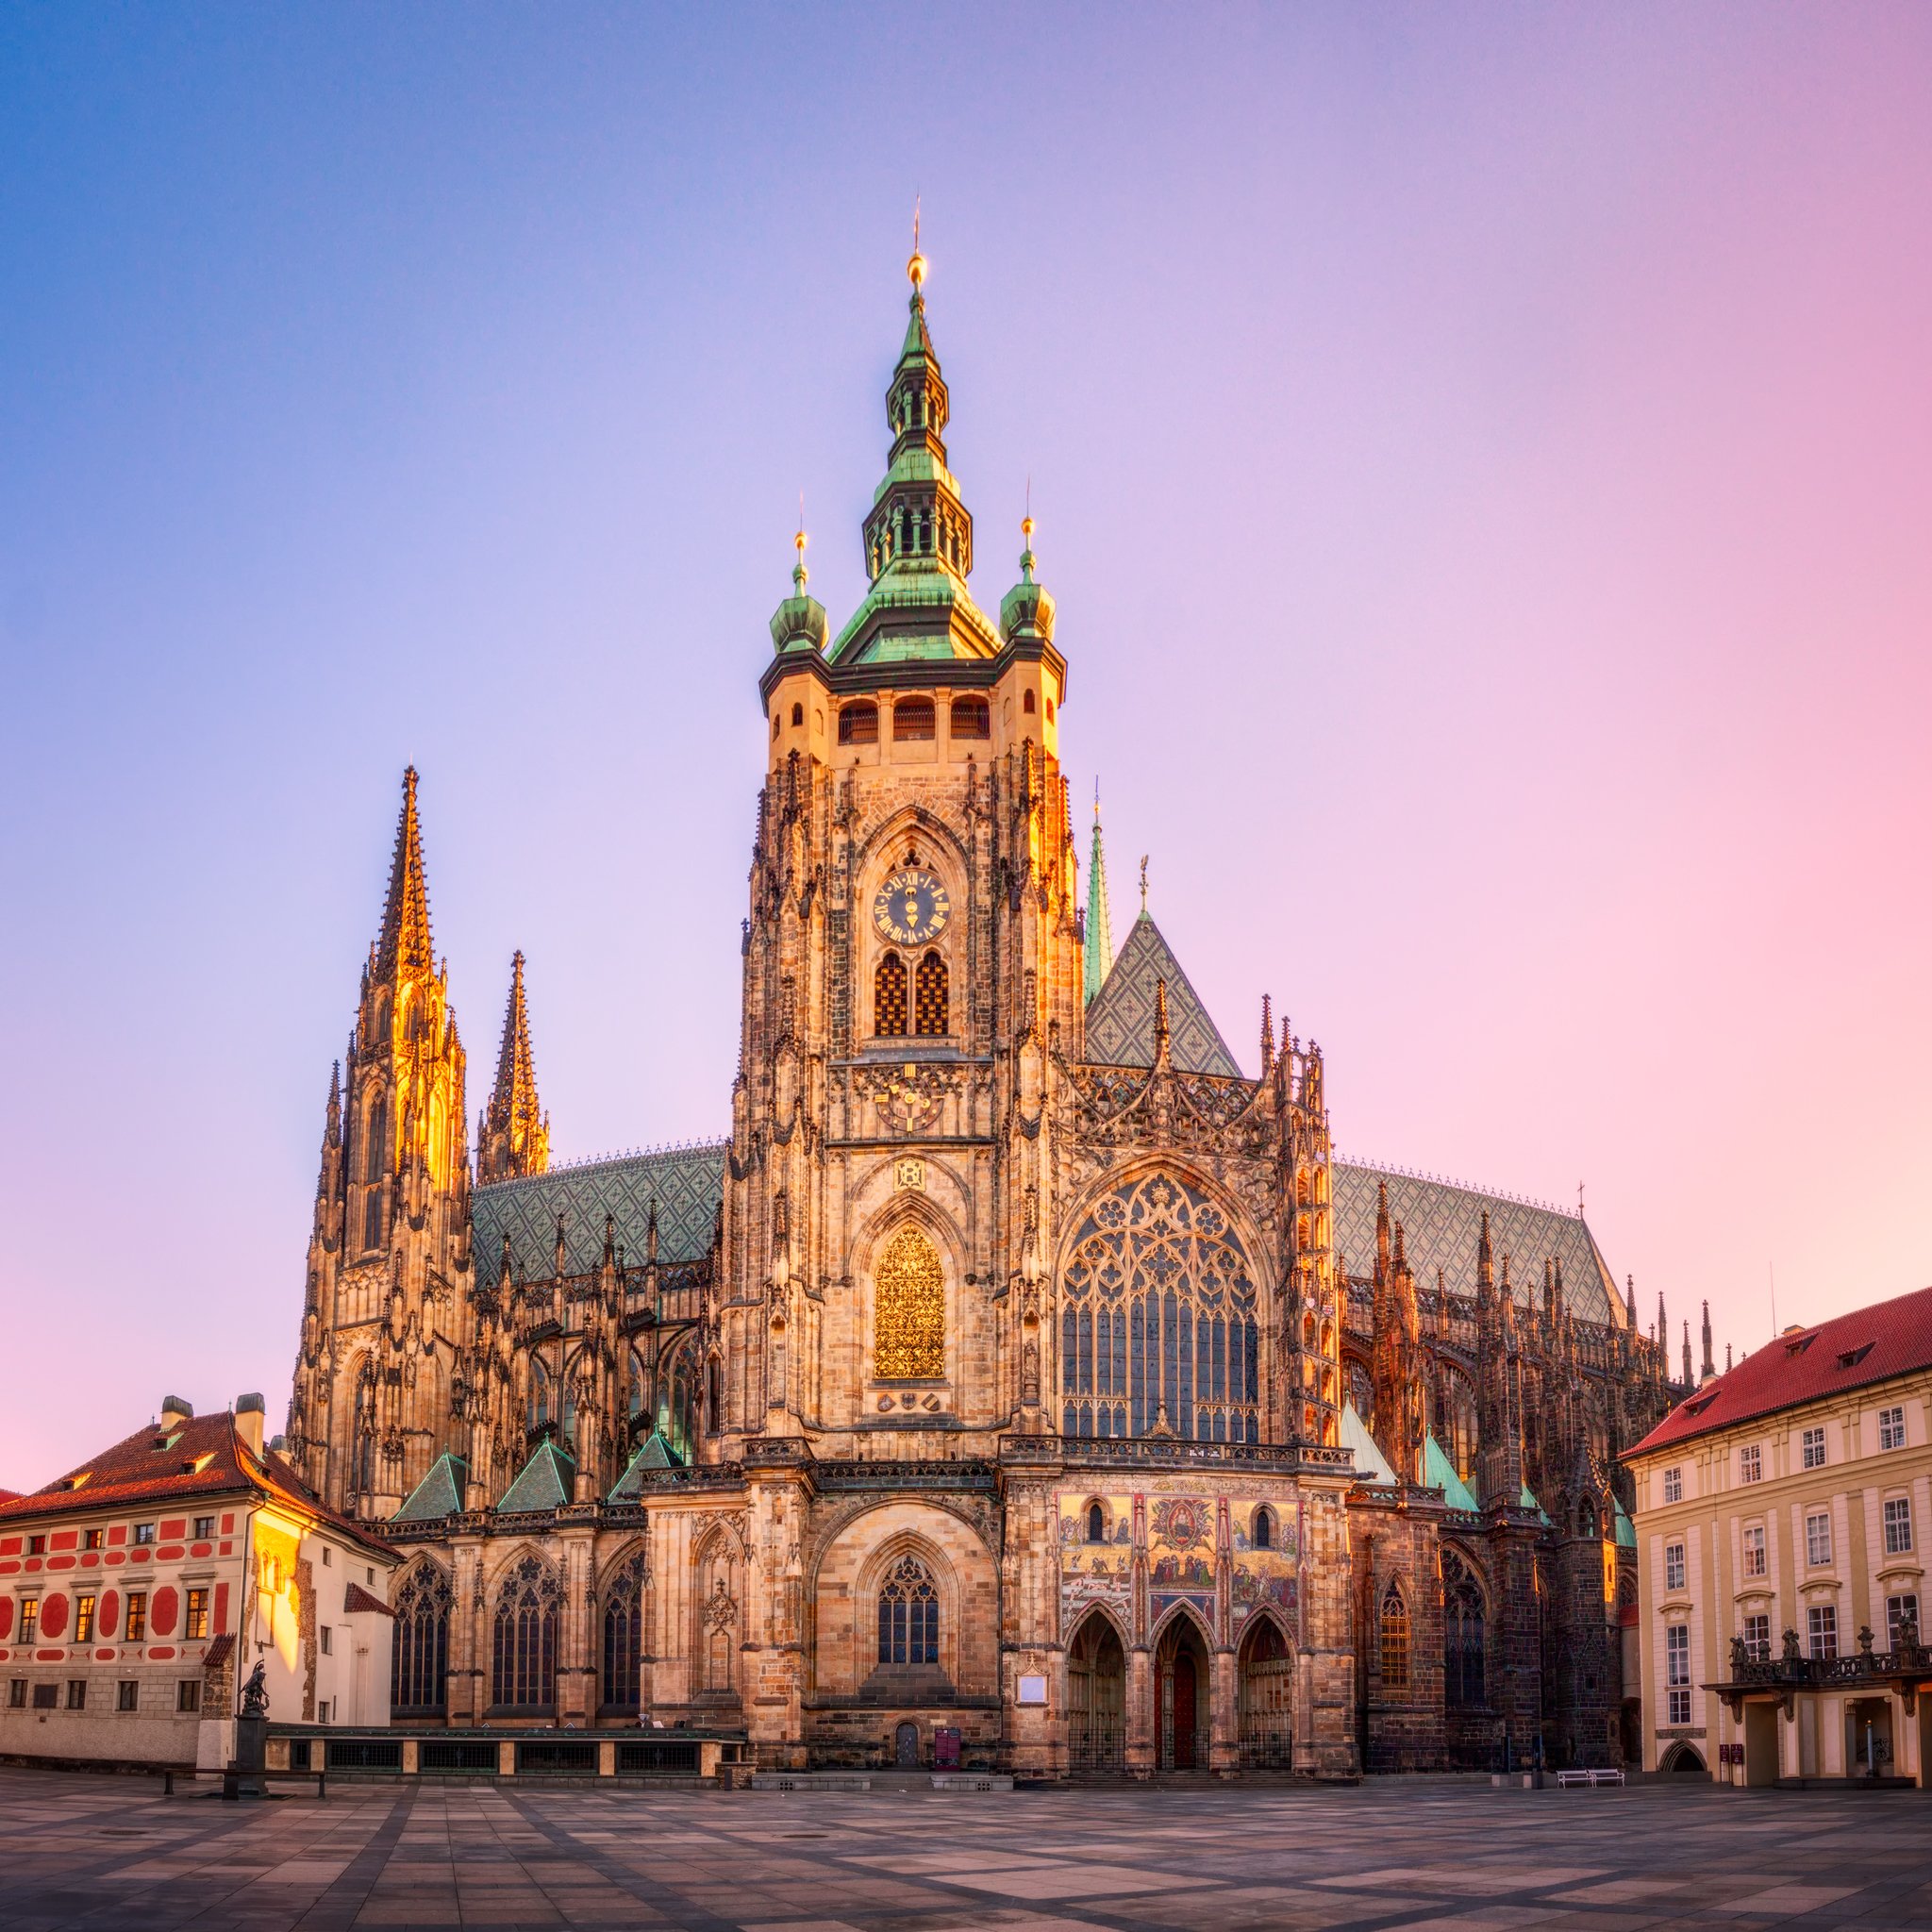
2,1768,1930,1931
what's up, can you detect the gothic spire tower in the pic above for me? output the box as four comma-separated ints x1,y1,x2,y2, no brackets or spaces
287,768,473,1517
477,951,549,1183
1084,785,1114,1005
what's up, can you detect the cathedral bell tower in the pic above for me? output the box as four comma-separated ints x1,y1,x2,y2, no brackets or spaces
287,768,473,1517
718,241,1082,1463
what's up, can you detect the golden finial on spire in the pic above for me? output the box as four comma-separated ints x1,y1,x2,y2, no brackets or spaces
907,193,927,291
793,491,808,591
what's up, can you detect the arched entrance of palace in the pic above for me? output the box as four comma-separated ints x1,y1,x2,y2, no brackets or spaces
1659,1740,1707,1778
1066,1613,1125,1773
1156,1614,1210,1772
1238,1615,1293,1768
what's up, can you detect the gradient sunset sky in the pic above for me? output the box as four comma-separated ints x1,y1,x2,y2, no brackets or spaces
2,6,1929,1486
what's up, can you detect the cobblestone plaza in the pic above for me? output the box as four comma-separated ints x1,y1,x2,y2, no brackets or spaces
2,1770,1929,1931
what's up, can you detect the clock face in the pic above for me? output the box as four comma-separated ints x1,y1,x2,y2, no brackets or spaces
872,868,950,946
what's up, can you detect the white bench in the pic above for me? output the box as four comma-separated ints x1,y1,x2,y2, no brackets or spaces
1556,1768,1625,1787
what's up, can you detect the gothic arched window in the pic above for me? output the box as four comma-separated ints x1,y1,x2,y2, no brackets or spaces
491,1556,560,1712
1443,1549,1486,1707
876,1555,939,1666
1379,1581,1410,1691
874,953,908,1037
362,1190,384,1254
391,1563,452,1714
1087,1502,1106,1544
1059,1172,1260,1442
528,1357,553,1434
1253,1506,1274,1551
364,1096,386,1185
914,951,948,1036
874,1225,944,1380
601,1552,645,1714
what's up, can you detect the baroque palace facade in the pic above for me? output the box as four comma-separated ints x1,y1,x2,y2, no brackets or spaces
284,255,1694,1775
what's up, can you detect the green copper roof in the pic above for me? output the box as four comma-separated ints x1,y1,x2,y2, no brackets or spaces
393,1451,468,1523
1612,1494,1637,1549
1340,1402,1398,1485
608,1429,683,1500
1084,791,1113,1008
1519,1478,1549,1524
497,1438,575,1515
1082,911,1242,1078
1424,1434,1480,1511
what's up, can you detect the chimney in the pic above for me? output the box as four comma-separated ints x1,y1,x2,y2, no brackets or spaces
159,1394,194,1431
235,1392,265,1457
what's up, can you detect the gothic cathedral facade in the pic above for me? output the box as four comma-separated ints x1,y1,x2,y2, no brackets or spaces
285,258,1694,1775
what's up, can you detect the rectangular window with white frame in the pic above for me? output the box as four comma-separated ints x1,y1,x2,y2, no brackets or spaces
1878,1406,1907,1452
1662,1467,1683,1505
1742,1611,1770,1662
1806,1511,1832,1567
1739,1443,1761,1485
1887,1593,1919,1649
1666,1624,1691,1724
1742,1524,1767,1577
1802,1425,1826,1470
1664,1541,1686,1591
1884,1496,1913,1556
1807,1604,1838,1659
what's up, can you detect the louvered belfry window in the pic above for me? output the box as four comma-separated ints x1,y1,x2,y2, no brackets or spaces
874,952,908,1036
914,951,948,1036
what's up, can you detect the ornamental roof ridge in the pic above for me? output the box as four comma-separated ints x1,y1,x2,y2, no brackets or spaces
480,1137,729,1193
1337,1153,1575,1221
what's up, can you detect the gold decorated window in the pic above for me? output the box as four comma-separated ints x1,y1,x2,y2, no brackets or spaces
914,950,948,1036
874,1224,944,1379
874,953,908,1037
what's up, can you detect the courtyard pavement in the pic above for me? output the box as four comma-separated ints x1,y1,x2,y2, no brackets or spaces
1,1768,1928,1932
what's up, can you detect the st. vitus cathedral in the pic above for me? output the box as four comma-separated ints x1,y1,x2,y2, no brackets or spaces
284,250,1699,1775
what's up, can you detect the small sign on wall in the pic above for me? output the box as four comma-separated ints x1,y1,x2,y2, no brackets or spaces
1016,1674,1047,1706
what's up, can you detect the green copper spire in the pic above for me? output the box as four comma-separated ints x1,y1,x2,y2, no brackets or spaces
829,235,1000,664
769,515,828,656
1084,781,1114,1006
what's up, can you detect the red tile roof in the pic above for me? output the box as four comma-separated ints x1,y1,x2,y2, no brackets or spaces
343,1581,393,1616
1627,1282,1932,1457
0,1409,391,1558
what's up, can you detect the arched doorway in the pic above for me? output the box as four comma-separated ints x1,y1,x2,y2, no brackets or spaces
1067,1613,1126,1773
1156,1615,1210,1771
1658,1740,1707,1778
893,1720,920,1768
1238,1617,1293,1768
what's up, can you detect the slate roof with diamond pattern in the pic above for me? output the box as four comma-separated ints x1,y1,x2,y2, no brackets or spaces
496,1439,575,1514
472,1142,725,1283
1333,1162,1618,1326
1081,911,1242,1078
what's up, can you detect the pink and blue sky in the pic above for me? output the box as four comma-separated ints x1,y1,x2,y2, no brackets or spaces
2,6,1928,1486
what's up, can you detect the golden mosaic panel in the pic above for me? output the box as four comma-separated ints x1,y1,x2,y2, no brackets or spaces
874,1224,944,1379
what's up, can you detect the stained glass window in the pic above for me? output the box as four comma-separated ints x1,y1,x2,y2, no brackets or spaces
876,1556,939,1665
601,1553,645,1713
491,1556,559,1711
874,1225,944,1379
874,953,908,1037
1379,1582,1410,1690
1442,1550,1484,1707
914,951,948,1036
391,1562,451,1713
1060,1173,1259,1442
